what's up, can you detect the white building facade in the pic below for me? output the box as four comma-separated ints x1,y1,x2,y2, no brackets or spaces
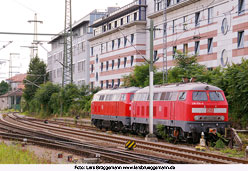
89,0,147,89
48,10,110,86
48,0,248,88
147,0,248,71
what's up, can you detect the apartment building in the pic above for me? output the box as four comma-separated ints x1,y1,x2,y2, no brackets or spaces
48,9,111,86
48,0,248,88
147,0,248,71
89,0,147,89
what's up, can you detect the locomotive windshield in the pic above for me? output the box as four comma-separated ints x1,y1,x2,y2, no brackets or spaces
209,92,224,101
192,91,208,101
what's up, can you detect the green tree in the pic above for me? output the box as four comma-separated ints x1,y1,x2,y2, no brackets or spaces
23,56,47,110
33,82,60,116
0,81,9,95
167,51,207,83
223,59,248,127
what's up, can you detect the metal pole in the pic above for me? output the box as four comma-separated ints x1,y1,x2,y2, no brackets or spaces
149,20,154,135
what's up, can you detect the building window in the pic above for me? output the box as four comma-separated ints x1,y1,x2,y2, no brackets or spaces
167,0,172,7
108,23,111,30
183,16,187,31
96,72,98,82
91,64,94,73
131,56,134,66
106,61,109,71
208,7,213,24
101,44,103,54
103,25,106,32
134,12,137,21
195,12,200,27
112,60,115,69
124,57,127,68
115,21,118,28
124,36,127,47
106,42,108,52
172,20,175,34
101,81,103,89
101,62,103,71
195,41,200,55
127,15,130,23
183,44,188,54
208,38,213,54
238,0,245,15
238,31,244,48
117,79,120,87
118,58,121,68
131,34,134,44
120,18,123,25
112,80,114,88
154,50,158,62
173,46,177,59
96,55,98,63
72,64,75,73
112,40,115,50
106,80,109,89
91,47,94,56
154,0,162,12
118,38,121,48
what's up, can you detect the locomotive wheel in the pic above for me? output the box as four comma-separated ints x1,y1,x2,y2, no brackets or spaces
192,132,200,143
96,120,103,130
131,124,139,135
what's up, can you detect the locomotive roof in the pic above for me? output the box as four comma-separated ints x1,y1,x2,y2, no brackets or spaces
136,82,222,93
95,87,140,95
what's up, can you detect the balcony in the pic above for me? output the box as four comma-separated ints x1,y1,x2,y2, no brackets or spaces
90,0,147,28
148,0,200,19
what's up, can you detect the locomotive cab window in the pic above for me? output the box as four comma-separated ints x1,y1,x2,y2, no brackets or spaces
153,93,161,100
179,92,187,101
120,94,126,101
113,94,121,101
209,91,224,101
193,91,208,101
99,95,105,101
130,94,134,101
105,94,113,101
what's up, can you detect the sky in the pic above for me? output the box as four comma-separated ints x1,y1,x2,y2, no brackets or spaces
0,0,133,81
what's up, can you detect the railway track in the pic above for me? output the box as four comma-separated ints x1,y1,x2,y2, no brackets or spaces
0,113,170,164
3,113,248,164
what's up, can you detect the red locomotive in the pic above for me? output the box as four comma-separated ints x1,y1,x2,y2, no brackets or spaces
91,82,229,142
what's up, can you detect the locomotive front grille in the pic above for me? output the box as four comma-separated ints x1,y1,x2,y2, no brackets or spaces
194,115,225,121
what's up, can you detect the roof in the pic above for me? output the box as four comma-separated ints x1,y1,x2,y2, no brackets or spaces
136,82,222,93
90,1,147,28
0,89,23,98
95,87,140,95
6,74,27,83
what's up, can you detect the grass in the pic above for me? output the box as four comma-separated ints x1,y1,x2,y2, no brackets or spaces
238,133,248,147
219,148,245,158
0,141,50,164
